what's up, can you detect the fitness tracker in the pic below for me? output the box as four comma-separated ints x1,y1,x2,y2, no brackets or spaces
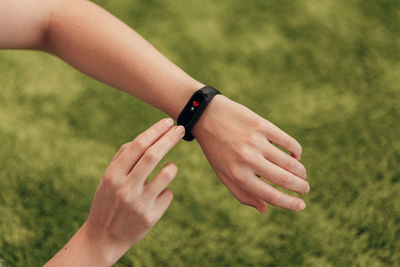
177,86,221,141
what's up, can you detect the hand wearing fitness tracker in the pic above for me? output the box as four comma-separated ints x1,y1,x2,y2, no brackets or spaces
177,86,221,141
3,0,309,219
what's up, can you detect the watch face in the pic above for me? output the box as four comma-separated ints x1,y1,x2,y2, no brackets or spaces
179,92,205,123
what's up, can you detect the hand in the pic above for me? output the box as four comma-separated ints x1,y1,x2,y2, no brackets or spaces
45,119,184,267
192,95,309,213
86,119,184,264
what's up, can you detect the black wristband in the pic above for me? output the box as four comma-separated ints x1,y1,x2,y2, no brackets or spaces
177,86,221,141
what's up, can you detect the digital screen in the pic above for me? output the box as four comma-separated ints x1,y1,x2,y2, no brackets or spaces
179,92,205,123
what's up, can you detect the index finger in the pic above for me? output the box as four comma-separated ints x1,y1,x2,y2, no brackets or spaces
127,125,185,187
112,118,174,175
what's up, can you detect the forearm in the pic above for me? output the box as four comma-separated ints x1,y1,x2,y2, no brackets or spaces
44,0,203,119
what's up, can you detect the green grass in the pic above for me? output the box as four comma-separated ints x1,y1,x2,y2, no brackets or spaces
1,0,400,266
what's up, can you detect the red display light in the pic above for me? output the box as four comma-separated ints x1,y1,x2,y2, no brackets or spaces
193,100,199,107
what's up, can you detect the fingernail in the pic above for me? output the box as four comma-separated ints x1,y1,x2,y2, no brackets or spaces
298,201,306,211
164,118,174,126
175,125,185,135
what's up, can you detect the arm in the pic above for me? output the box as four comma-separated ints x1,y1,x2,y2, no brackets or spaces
0,0,309,212
0,0,202,117
45,119,185,266
43,0,204,119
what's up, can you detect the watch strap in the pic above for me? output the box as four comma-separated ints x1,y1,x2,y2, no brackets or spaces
177,86,220,141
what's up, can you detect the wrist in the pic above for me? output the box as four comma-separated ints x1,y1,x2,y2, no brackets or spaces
44,222,115,267
78,222,117,267
191,94,226,140
165,81,205,120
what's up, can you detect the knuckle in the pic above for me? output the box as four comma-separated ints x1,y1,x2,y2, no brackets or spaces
123,142,131,148
103,170,119,188
148,127,158,137
103,175,117,189
132,139,146,152
229,164,243,182
256,119,268,132
235,146,252,163
280,173,293,188
163,167,176,182
119,142,130,152
236,175,247,185
266,126,279,140
142,213,156,228
267,193,281,205
157,120,170,131
165,131,179,144
131,201,146,215
116,189,130,205
247,132,260,147
284,157,296,171
142,149,158,164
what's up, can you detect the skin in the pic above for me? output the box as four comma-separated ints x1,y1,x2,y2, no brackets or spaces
45,119,185,266
1,0,310,264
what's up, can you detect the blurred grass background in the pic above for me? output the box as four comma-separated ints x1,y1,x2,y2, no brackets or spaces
1,0,400,266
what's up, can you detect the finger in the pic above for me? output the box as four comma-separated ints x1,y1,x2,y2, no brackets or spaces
253,154,310,195
233,171,306,211
145,162,178,198
216,170,267,213
263,142,307,179
127,126,184,187
150,188,174,221
113,118,174,175
111,142,131,162
264,120,302,160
